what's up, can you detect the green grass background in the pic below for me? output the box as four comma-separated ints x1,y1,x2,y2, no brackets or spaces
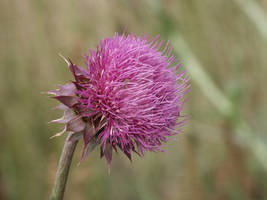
1,0,267,199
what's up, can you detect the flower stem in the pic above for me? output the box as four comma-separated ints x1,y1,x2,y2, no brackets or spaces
49,133,78,200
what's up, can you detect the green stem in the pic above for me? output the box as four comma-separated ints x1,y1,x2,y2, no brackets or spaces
49,133,78,200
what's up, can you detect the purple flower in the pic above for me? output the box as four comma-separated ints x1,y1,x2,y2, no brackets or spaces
49,32,190,167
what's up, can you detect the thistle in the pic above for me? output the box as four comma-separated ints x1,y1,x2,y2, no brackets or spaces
49,32,190,199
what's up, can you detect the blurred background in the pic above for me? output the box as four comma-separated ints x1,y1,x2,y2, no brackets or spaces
1,0,267,199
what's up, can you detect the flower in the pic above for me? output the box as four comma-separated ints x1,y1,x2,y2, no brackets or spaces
49,32,190,167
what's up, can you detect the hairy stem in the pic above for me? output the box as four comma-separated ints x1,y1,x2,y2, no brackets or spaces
49,133,78,200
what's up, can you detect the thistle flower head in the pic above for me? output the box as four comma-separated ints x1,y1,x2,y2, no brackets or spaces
49,32,190,167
